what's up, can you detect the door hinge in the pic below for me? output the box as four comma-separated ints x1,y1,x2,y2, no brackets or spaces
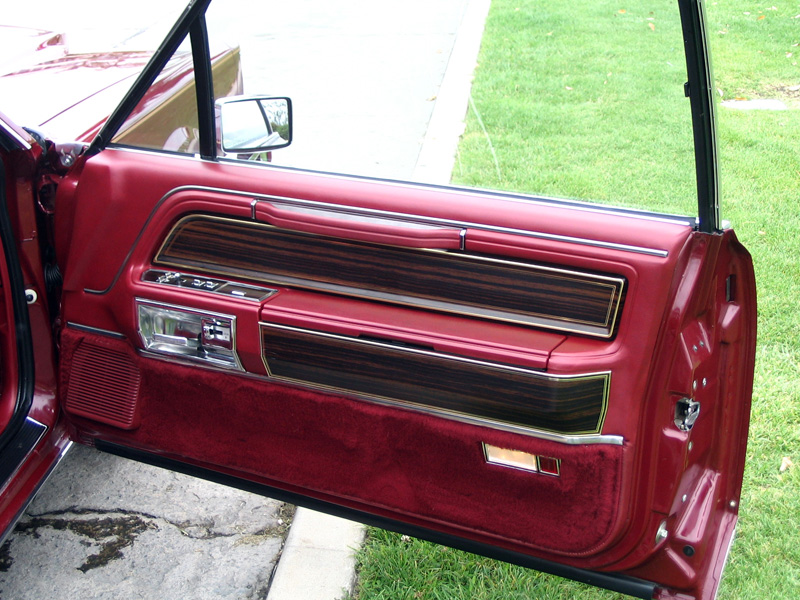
675,397,701,431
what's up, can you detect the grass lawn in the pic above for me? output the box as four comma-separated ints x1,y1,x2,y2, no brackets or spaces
351,0,800,598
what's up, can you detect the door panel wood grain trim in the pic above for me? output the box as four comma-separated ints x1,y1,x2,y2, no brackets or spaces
261,322,611,435
156,215,627,338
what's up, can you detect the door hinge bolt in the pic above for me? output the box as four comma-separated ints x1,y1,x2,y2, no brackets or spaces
655,521,669,545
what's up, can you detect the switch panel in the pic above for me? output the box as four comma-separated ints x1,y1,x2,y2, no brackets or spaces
143,269,275,302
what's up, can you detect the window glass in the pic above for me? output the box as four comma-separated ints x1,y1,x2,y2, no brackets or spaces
109,5,242,155
110,37,202,153
454,1,696,216
206,0,697,216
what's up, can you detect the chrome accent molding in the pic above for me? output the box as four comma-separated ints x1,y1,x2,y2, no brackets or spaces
251,195,670,257
0,438,72,549
83,177,676,296
0,121,32,149
0,417,48,495
66,322,127,339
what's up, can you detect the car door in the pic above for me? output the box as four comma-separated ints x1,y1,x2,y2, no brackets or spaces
0,116,71,542
51,2,756,600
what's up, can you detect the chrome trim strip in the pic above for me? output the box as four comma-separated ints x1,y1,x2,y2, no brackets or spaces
0,438,72,549
0,417,48,495
262,203,460,234
259,321,621,445
718,523,738,588
263,321,561,375
83,177,673,296
66,322,127,339
214,150,697,227
459,228,467,251
251,194,670,257
106,146,694,228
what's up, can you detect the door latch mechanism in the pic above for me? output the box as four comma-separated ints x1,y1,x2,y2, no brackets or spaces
675,397,701,431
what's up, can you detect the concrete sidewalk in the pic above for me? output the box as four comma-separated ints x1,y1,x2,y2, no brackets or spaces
0,1,489,598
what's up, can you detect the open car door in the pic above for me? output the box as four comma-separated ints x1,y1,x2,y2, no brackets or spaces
0,117,71,540
42,1,756,599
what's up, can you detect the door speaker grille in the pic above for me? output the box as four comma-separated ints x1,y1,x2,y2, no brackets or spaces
65,339,142,429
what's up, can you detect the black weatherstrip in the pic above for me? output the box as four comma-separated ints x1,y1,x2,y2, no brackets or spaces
96,440,659,600
678,0,719,233
0,155,36,454
189,15,216,160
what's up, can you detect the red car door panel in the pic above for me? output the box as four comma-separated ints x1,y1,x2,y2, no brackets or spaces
54,146,755,598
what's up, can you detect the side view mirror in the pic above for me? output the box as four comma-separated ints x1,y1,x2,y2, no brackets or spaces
216,96,292,155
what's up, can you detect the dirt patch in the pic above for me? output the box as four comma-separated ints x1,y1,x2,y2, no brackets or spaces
725,84,800,109
274,503,296,537
0,540,13,572
14,513,155,572
763,83,800,100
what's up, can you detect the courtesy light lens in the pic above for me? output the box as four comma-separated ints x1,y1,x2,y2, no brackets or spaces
483,443,560,476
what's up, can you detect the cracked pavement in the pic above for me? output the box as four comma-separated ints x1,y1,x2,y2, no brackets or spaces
0,445,288,599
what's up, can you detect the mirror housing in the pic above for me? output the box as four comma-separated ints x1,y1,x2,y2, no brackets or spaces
216,96,292,155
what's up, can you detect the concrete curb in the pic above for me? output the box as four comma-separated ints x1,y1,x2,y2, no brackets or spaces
266,2,490,598
266,509,365,600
